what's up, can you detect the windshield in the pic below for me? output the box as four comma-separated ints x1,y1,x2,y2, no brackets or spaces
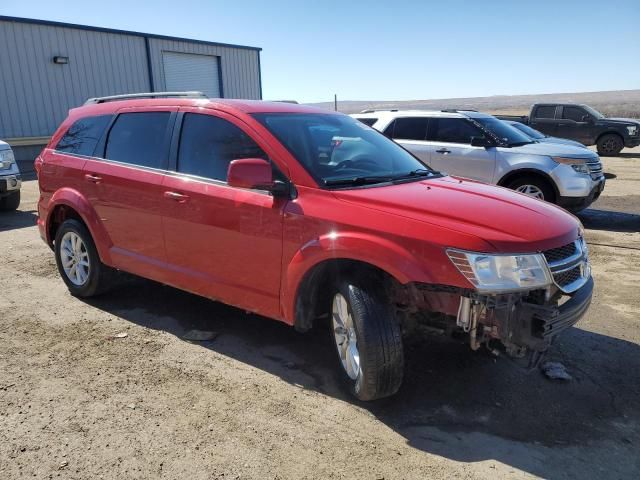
253,113,436,187
582,105,605,119
473,117,534,146
508,121,546,139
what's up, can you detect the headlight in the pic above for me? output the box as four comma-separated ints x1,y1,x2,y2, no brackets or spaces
447,249,552,293
551,156,590,175
627,125,638,136
0,149,15,170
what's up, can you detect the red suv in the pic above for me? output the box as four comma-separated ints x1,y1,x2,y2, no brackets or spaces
36,93,593,400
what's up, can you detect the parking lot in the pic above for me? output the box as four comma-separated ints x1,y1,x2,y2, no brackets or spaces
1,148,639,479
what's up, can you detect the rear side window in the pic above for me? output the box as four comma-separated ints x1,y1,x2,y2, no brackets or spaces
177,113,267,181
55,115,111,156
105,112,172,169
354,117,377,127
563,106,587,122
429,118,482,144
392,117,429,141
534,106,556,119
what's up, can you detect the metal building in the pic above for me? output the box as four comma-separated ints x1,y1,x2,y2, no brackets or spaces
0,16,262,170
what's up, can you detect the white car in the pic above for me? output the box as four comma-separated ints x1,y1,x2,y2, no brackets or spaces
352,110,605,212
0,140,21,211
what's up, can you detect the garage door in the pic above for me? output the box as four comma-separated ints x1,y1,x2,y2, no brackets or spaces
162,51,221,98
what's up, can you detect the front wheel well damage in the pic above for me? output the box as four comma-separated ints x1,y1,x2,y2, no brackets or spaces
293,259,399,332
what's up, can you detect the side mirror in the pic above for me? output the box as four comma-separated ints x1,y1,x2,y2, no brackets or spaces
470,136,494,148
227,158,289,196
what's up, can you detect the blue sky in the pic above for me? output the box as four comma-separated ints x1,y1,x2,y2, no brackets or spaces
2,0,639,102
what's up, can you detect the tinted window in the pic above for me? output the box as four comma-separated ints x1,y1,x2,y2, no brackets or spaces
392,117,429,141
534,106,556,119
55,115,111,156
430,118,482,144
563,106,588,122
474,117,534,146
105,112,171,168
178,113,267,181
383,120,395,138
354,117,377,127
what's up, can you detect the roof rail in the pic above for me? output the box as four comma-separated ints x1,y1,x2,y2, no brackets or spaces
440,108,478,113
84,91,207,105
359,109,398,114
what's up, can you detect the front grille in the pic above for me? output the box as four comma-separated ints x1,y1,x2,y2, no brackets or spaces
543,242,577,264
543,239,589,293
554,266,582,287
586,158,603,180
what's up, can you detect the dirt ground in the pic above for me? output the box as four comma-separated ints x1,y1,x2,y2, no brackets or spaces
1,147,639,480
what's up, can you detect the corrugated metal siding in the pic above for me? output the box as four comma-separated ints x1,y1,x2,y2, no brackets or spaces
0,18,262,141
147,38,261,100
0,19,150,139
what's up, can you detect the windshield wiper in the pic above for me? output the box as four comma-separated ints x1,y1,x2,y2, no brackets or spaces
508,141,534,147
323,175,393,187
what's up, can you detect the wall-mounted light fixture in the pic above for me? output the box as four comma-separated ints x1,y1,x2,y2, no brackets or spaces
52,56,69,64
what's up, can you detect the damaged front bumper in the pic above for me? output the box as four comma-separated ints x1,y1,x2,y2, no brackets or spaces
464,277,593,357
397,275,593,362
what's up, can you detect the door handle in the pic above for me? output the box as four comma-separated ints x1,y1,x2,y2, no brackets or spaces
435,148,451,154
84,174,102,183
163,191,189,203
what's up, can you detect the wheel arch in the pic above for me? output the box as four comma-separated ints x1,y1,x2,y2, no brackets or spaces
46,188,113,264
282,232,432,332
595,131,624,145
497,168,560,200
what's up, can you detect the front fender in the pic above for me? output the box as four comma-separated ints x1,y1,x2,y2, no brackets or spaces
281,231,435,325
46,188,113,264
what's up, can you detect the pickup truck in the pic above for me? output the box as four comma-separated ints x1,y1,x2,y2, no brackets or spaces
496,103,640,156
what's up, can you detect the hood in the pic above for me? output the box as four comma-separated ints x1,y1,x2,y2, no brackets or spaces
0,140,9,150
505,141,596,158
332,176,579,253
604,117,640,126
540,137,586,148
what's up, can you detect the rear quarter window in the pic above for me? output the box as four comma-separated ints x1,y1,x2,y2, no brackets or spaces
55,115,112,156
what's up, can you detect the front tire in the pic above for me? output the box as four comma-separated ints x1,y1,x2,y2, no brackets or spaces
596,134,624,156
0,190,20,211
54,219,113,297
330,279,404,401
508,175,556,203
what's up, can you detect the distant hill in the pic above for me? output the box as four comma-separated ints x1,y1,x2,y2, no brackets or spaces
307,89,640,118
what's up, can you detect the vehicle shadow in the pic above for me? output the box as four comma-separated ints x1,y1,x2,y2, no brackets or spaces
83,276,640,479
578,208,640,233
617,152,640,160
0,209,38,232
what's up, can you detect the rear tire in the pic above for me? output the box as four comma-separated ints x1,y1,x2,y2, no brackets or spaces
507,175,556,203
596,134,624,156
54,219,114,297
0,190,20,211
329,278,404,401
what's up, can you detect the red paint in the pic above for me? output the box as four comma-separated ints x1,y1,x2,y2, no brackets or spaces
227,158,273,190
37,99,580,326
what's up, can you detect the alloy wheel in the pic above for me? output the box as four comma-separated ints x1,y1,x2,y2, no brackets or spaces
332,293,361,380
515,184,545,200
60,231,91,286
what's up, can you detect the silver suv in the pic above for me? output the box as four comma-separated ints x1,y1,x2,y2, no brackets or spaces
352,110,605,211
